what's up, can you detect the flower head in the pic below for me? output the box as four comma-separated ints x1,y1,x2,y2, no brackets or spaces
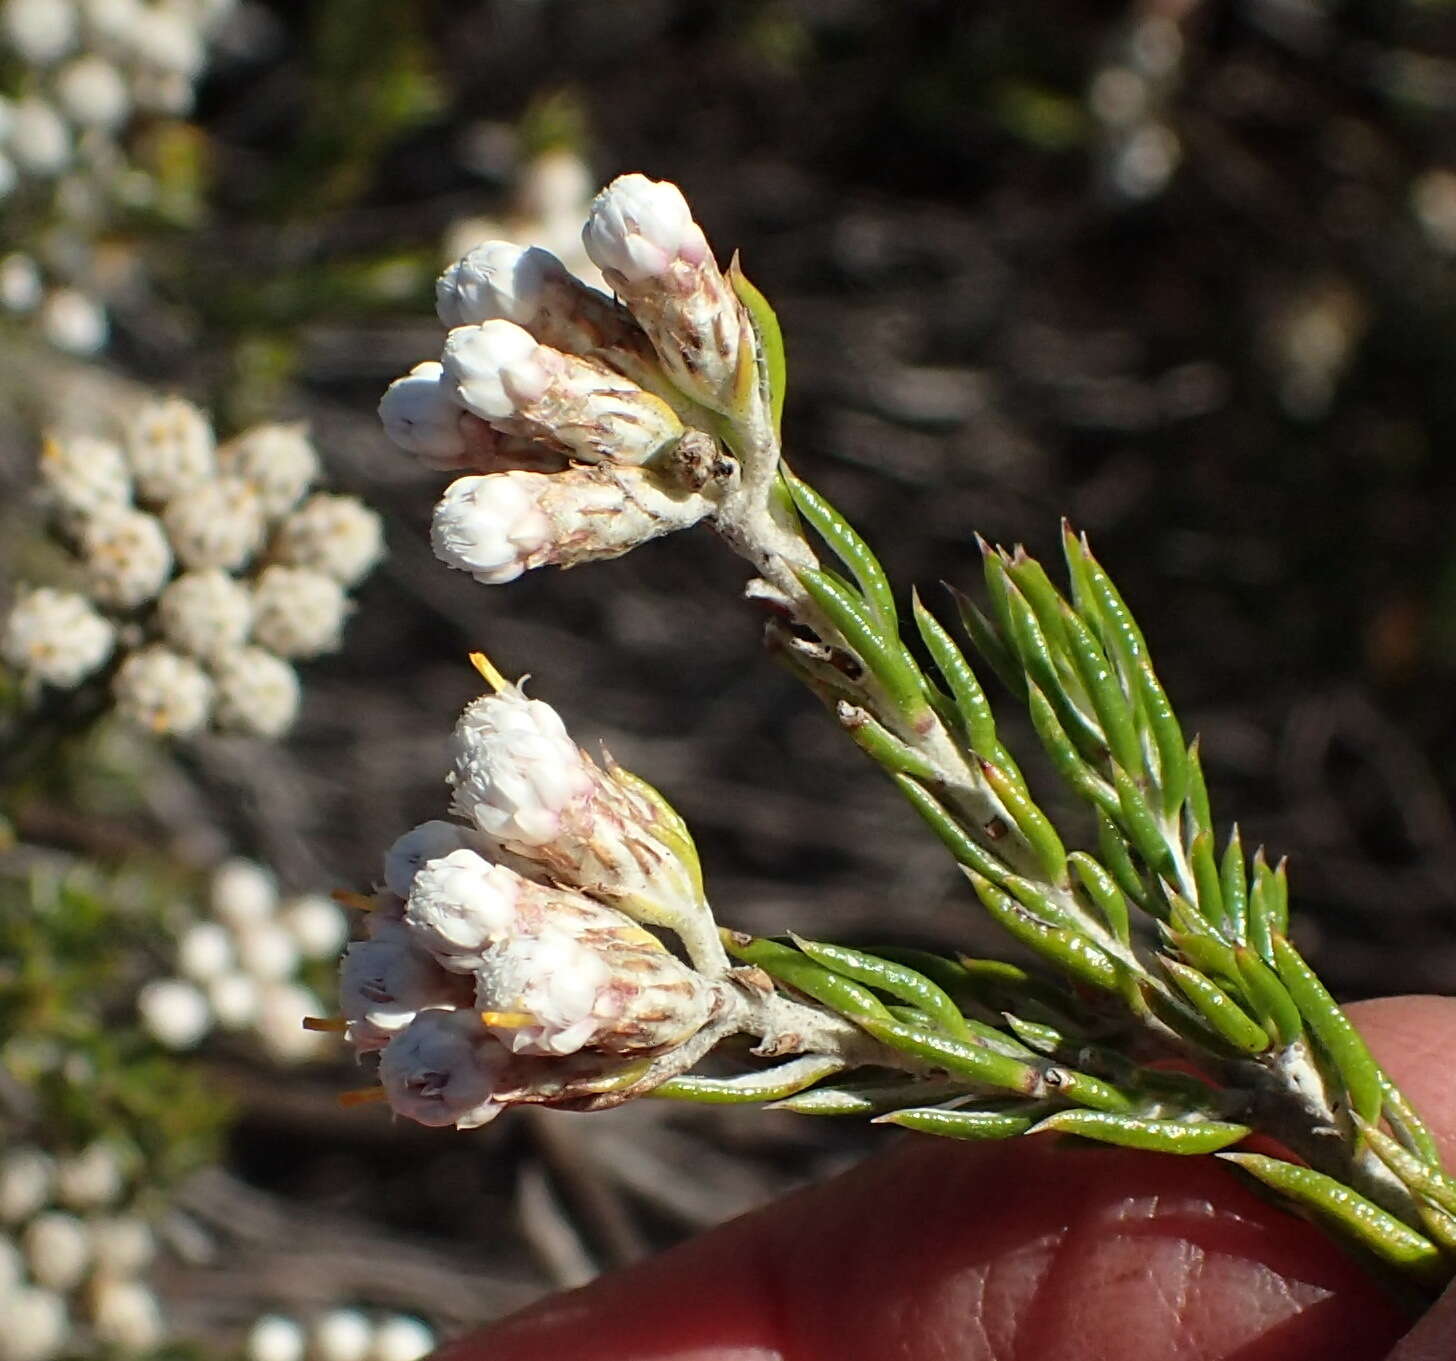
582,174,709,284
2,587,114,687
383,820,482,900
112,646,212,735
217,423,319,519
156,569,253,659
125,397,216,504
272,493,385,587
378,362,470,468
402,848,526,970
81,505,172,608
339,932,471,1053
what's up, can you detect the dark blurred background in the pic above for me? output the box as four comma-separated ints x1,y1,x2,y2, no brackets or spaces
8,0,1456,1345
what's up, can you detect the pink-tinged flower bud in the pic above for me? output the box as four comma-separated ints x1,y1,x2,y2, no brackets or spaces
582,174,709,283
582,174,748,417
448,683,727,973
430,463,713,587
339,933,471,1053
441,320,685,466
403,848,533,970
377,1009,508,1129
378,362,469,467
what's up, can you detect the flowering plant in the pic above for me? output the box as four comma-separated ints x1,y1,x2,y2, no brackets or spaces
342,174,1456,1297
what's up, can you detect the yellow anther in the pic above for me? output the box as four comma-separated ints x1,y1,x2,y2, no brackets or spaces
467,650,510,694
337,1087,389,1108
331,888,377,912
480,1010,538,1030
303,1016,348,1032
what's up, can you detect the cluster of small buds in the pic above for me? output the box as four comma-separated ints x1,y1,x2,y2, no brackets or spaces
0,0,239,352
2,396,383,738
380,173,752,587
245,1310,434,1361
0,1140,165,1361
332,668,735,1130
1087,9,1186,204
137,857,347,1064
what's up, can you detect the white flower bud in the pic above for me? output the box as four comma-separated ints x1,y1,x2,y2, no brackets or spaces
157,570,254,659
2,0,76,64
113,646,212,735
403,848,522,971
378,1009,507,1129
279,894,348,959
448,691,592,848
162,476,266,572
125,397,216,504
10,99,71,176
378,361,468,467
23,1211,89,1291
206,971,258,1030
37,434,132,523
54,56,129,129
583,174,709,284
90,1278,164,1351
177,920,233,981
0,252,43,312
431,463,713,587
211,858,277,923
2,589,114,688
137,977,211,1049
368,1317,433,1361
247,1315,306,1361
436,241,562,329
255,982,327,1063
217,423,320,520
234,922,298,982
442,320,684,466
583,174,748,416
81,506,172,609
339,934,470,1053
250,565,349,660
54,1142,124,1209
210,646,301,738
310,1310,373,1361
39,288,107,355
86,1215,154,1278
0,1286,68,1361
382,820,482,899
428,472,549,586
272,493,384,587
0,1148,54,1223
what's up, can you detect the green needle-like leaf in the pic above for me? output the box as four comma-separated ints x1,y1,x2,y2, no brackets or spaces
1097,811,1153,909
1034,1109,1251,1154
723,933,895,1022
1027,683,1120,819
852,1013,1041,1094
836,702,939,780
1057,600,1142,773
1272,935,1383,1126
769,1079,968,1116
877,1106,1040,1140
980,759,1068,884
894,775,1009,883
1068,851,1131,945
1220,1153,1447,1283
784,471,897,628
652,1055,846,1104
1220,827,1249,941
1184,737,1214,840
1167,894,1238,978
951,586,1028,701
1133,660,1188,818
913,592,997,753
1360,1121,1456,1217
964,870,1120,992
1162,957,1271,1055
1379,1072,1444,1167
1233,945,1304,1046
1045,1066,1137,1114
798,567,928,721
791,936,973,1041
1111,763,1177,881
1188,830,1226,928
1247,849,1276,963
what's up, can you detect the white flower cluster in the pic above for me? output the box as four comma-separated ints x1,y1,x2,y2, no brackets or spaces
1088,11,1185,204
378,173,745,585
2,397,384,737
0,0,240,352
0,1140,164,1361
137,857,347,1064
245,1309,434,1361
335,678,727,1130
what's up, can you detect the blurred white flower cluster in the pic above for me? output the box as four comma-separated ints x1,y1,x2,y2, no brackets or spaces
335,668,730,1130
1088,6,1187,203
245,1309,434,1361
0,0,239,353
1,395,384,737
138,857,347,1064
0,1140,164,1361
379,173,750,585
